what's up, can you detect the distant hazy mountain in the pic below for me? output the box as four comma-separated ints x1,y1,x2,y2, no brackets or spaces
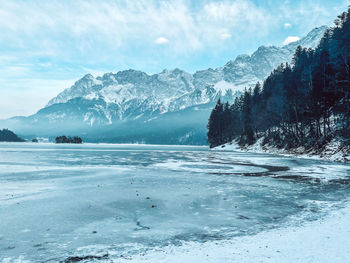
2,26,327,144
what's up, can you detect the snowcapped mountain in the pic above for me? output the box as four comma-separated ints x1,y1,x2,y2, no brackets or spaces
3,26,327,144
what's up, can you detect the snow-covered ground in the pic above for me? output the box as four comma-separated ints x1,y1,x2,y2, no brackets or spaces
115,202,350,263
216,138,350,163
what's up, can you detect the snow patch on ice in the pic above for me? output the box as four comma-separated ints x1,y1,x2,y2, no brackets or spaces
153,160,267,174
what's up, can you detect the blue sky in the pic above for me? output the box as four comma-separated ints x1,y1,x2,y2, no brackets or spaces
0,0,349,118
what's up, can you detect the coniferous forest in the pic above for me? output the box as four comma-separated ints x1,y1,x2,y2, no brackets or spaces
208,8,350,151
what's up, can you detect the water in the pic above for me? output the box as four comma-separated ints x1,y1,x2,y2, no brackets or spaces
0,143,350,262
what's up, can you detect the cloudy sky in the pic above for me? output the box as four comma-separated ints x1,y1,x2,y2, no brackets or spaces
0,0,349,118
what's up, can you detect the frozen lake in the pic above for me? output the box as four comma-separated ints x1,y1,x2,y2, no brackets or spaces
1,143,350,262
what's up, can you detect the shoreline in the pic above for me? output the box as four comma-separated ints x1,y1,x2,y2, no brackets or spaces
0,141,207,148
213,139,350,163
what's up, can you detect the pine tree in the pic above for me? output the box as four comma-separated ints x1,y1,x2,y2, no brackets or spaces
242,89,254,144
207,99,224,148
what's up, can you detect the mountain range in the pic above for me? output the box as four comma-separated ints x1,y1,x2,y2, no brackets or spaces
2,26,327,144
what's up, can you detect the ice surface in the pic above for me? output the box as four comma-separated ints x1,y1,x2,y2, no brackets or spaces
0,143,350,262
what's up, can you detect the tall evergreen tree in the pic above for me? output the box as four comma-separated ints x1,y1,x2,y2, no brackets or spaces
207,99,224,148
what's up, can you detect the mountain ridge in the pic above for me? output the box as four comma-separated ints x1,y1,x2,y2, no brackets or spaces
47,26,327,111
3,26,328,144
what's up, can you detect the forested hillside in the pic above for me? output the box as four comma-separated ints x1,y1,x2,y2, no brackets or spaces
208,8,350,153
0,129,24,142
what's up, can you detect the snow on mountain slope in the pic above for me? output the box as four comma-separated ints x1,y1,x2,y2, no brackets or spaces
213,80,244,96
43,26,326,126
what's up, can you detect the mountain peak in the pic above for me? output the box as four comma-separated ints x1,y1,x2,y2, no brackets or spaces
285,25,328,51
82,73,94,79
307,25,328,36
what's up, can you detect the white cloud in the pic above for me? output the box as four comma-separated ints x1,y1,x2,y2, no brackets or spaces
0,0,347,56
0,0,349,118
155,37,169,44
284,23,292,29
201,1,273,37
0,0,277,55
220,32,232,40
283,36,300,45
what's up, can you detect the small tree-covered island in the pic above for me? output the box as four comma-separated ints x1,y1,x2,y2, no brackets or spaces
55,136,83,144
0,129,24,142
208,9,350,161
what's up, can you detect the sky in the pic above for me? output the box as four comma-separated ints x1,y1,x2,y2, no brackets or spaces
0,0,349,119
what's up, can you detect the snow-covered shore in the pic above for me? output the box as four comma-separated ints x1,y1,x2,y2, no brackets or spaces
214,138,350,163
116,202,350,263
